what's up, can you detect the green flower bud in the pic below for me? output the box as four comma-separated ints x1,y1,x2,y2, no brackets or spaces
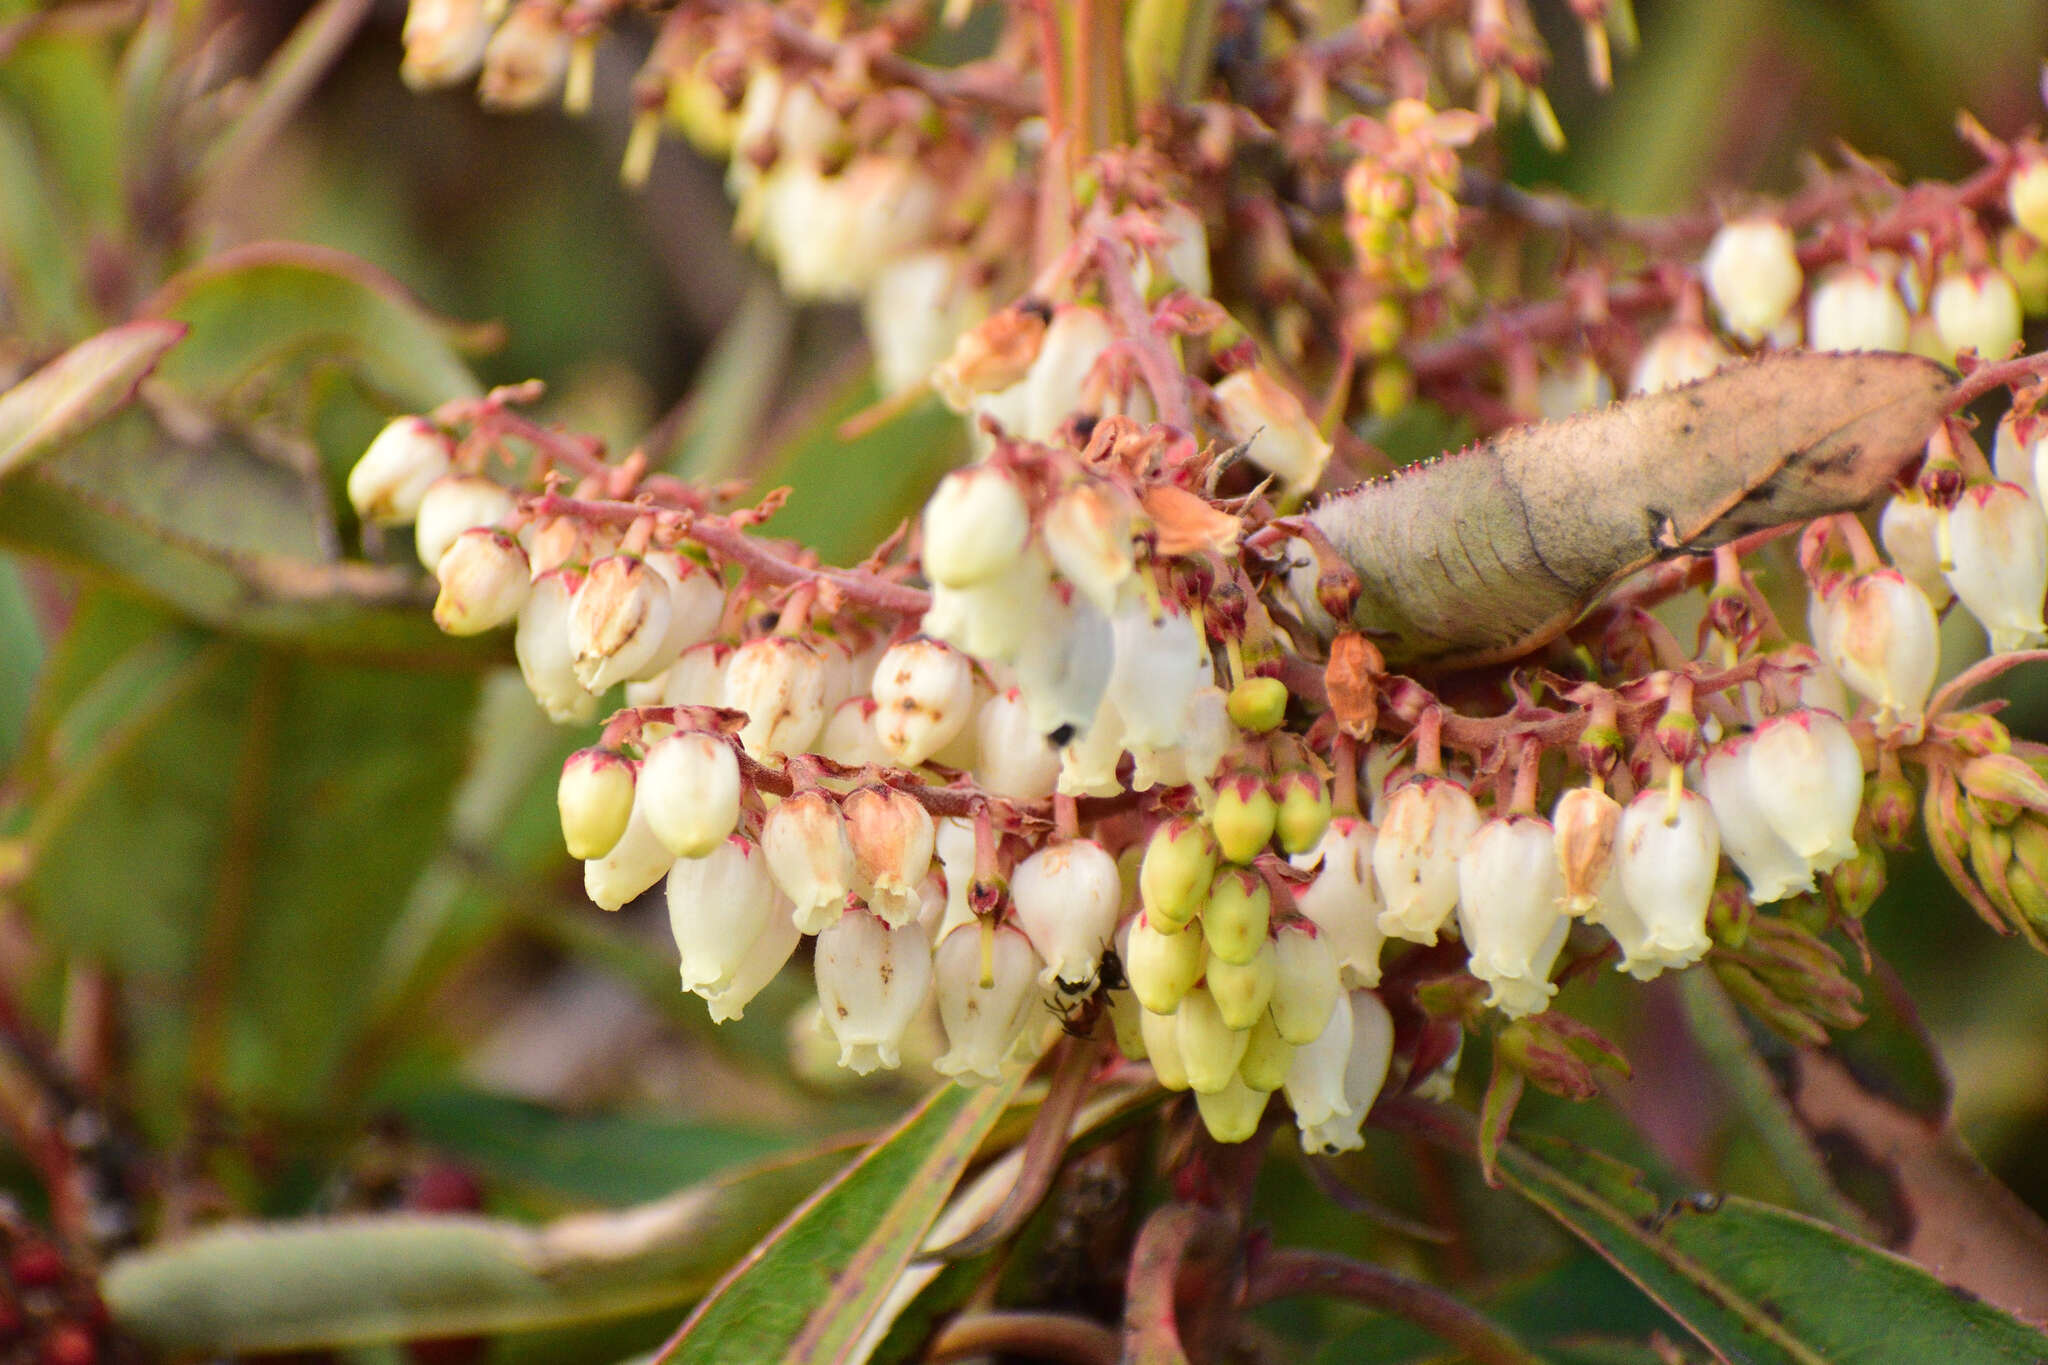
1237,1014,1295,1092
1195,1072,1270,1143
1139,1006,1188,1090
1226,676,1289,733
1826,843,1885,920
1213,772,1279,864
1140,818,1219,927
1176,985,1249,1094
1935,712,2010,757
1960,753,2048,821
558,748,637,860
1866,772,1918,850
1275,770,1333,856
1269,922,1341,1045
1203,866,1272,965
1126,911,1208,1015
1108,987,1147,1062
1206,938,1277,1029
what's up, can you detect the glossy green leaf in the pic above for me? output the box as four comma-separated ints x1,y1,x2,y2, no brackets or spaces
0,552,41,767
666,1078,1024,1364
0,319,185,478
1498,1134,2048,1363
103,1142,857,1351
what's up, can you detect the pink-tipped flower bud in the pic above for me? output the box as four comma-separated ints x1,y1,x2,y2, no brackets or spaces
569,555,675,692
1806,264,1910,353
1457,815,1569,1019
348,416,453,524
972,689,1060,800
1291,817,1388,987
415,474,516,571
762,790,857,935
1629,323,1732,395
639,731,742,859
1703,217,1803,342
724,636,828,757
558,747,636,861
1269,920,1341,1044
1747,710,1865,874
667,836,779,993
872,639,976,767
1553,786,1622,915
813,908,934,1075
1702,732,1815,904
400,0,493,91
1141,817,1220,928
1275,770,1333,856
1126,910,1208,1014
932,921,1044,1085
1945,482,2048,652
1614,787,1720,975
843,786,937,927
1043,482,1136,614
1820,569,1940,723
699,901,802,1024
1373,776,1482,944
478,0,569,112
1011,839,1122,990
1203,865,1273,965
1932,267,2022,359
1175,985,1248,1094
433,528,531,635
922,466,1030,589
1213,771,1280,864
1206,938,1277,1030
1212,367,1334,498
517,568,599,725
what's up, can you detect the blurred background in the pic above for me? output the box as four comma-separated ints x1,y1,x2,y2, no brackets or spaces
4,0,2048,1358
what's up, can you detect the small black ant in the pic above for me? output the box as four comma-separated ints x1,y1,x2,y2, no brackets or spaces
1044,944,1128,1038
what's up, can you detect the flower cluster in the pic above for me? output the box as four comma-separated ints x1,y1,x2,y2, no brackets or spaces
377,0,2048,1151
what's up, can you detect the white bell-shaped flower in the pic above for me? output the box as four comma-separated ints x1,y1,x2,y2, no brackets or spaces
921,547,1055,665
865,249,988,397
1878,492,1952,604
1577,869,1665,982
1016,591,1115,741
872,639,976,767
699,900,801,1024
1269,921,1341,1045
1023,306,1114,440
724,636,828,757
932,921,1044,1085
1126,911,1207,1015
1818,569,1940,723
1043,483,1136,613
583,802,674,912
814,909,934,1074
1372,777,1481,944
1629,324,1732,395
433,528,531,636
1746,710,1865,874
415,474,517,571
973,689,1061,799
349,416,454,524
646,549,726,663
762,790,857,935
1291,817,1388,987
1284,990,1360,1154
922,465,1030,589
1703,217,1803,342
1055,697,1126,798
1945,481,2048,652
1131,685,1233,792
1931,267,2022,359
1552,786,1621,915
817,698,891,768
666,836,779,993
1105,602,1213,751
557,747,636,860
1773,642,1852,719
1992,411,2043,503
639,731,742,860
1701,733,1815,904
1010,839,1122,990
1212,367,1333,498
931,816,978,943
1457,815,1569,1019
1806,264,1910,352
1614,787,1720,974
569,555,676,692
842,786,936,926
400,0,493,91
663,641,730,707
516,568,599,725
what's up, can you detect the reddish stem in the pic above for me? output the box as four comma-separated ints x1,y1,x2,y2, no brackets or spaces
1240,1246,1541,1365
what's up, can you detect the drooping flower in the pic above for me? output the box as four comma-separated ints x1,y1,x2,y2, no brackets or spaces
1456,815,1569,1019
813,909,934,1074
349,416,454,523
922,466,1031,589
1291,817,1388,987
415,474,517,571
1703,217,1803,342
517,568,599,725
761,790,856,935
557,747,636,861
569,555,675,692
872,639,977,767
724,636,829,757
932,921,1044,1085
1126,910,1208,1015
1010,839,1122,990
638,731,742,860
1745,709,1865,875
433,528,530,635
1373,777,1481,943
667,836,780,993
1268,920,1341,1044
1945,481,2048,652
843,786,937,927
1613,787,1720,974
1702,732,1815,904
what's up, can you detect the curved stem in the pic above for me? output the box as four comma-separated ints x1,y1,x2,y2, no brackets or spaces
928,1310,1119,1364
1240,1246,1542,1365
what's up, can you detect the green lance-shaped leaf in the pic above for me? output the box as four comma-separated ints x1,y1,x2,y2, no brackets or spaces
662,1077,1025,1365
0,319,185,479
1298,351,1952,667
101,1141,857,1352
1495,1132,2048,1363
